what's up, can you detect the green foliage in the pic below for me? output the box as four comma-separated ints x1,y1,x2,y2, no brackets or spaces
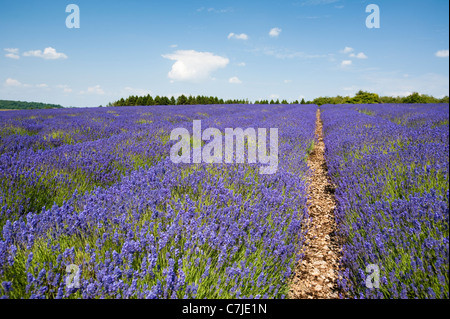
109,92,449,107
111,94,251,107
0,100,65,110
315,91,448,106
347,91,381,104
401,92,448,104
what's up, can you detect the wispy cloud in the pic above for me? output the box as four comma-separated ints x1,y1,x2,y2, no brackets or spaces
341,47,354,54
341,47,368,61
269,28,282,38
197,7,233,13
4,48,20,59
435,49,449,58
80,85,105,95
23,47,68,60
298,0,339,6
262,47,327,59
229,77,242,84
387,91,414,97
123,87,152,96
4,78,22,87
56,84,73,93
4,78,51,89
162,50,229,82
228,33,249,40
364,72,449,97
350,52,368,59
341,60,352,67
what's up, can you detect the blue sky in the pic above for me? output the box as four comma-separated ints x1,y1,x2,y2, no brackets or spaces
0,0,448,107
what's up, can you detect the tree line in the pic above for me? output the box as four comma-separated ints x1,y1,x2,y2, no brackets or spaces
108,95,252,107
0,100,65,110
108,91,449,107
310,91,449,106
108,94,314,107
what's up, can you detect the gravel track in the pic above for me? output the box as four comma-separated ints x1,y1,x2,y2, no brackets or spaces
288,109,342,299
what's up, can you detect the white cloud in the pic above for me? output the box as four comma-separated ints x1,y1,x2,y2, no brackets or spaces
341,47,354,54
23,47,68,60
80,85,105,95
162,50,229,82
341,60,352,67
435,50,449,58
357,71,449,97
228,33,249,40
262,47,327,59
5,53,20,59
197,7,233,13
387,91,413,97
300,0,339,5
170,44,178,48
237,62,246,67
350,52,368,59
5,78,22,87
229,77,242,84
343,86,359,92
124,87,152,96
342,47,367,59
269,94,280,100
4,48,20,59
284,80,292,84
56,84,73,93
269,27,282,38
4,78,50,90
4,48,19,54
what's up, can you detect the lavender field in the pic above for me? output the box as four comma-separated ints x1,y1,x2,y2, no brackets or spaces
0,103,448,299
0,104,316,298
322,103,449,298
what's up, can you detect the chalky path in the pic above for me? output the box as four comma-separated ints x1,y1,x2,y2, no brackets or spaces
288,109,341,299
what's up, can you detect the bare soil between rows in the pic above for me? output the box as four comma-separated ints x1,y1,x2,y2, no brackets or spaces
288,109,342,299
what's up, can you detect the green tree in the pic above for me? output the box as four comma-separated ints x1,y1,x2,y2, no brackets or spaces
146,95,154,105
177,95,188,105
402,92,428,104
187,95,196,105
136,96,144,106
348,91,381,104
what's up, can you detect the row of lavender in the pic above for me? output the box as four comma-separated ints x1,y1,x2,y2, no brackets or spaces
0,106,216,219
322,104,449,298
0,104,317,298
